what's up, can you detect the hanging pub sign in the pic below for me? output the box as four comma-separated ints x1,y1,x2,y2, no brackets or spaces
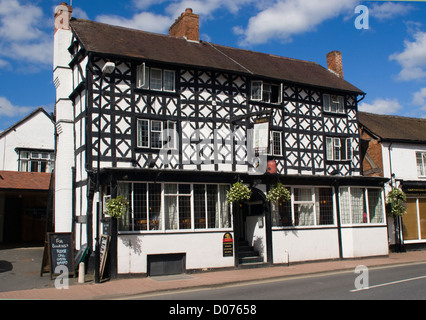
253,118,270,154
223,232,233,257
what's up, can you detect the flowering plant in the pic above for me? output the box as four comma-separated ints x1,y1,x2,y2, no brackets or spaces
106,195,129,218
226,182,251,203
266,182,291,202
386,188,407,217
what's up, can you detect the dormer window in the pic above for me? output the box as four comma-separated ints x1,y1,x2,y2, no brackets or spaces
323,94,344,113
136,64,175,92
251,81,282,104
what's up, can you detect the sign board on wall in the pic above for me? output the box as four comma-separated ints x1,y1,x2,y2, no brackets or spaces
223,232,233,257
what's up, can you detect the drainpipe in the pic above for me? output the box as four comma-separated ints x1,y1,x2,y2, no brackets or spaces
388,142,404,252
334,179,343,259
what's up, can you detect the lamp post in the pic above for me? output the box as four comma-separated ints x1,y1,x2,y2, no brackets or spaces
95,61,115,283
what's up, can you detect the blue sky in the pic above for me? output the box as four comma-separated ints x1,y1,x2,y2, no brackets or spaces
1,0,426,132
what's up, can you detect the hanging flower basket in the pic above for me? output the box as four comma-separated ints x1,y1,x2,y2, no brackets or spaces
266,182,291,203
226,181,251,203
106,195,129,219
386,188,407,217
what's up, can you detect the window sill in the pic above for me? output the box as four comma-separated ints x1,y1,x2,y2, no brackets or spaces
249,99,281,106
134,87,179,97
272,225,337,230
118,228,233,235
323,111,347,117
325,160,352,164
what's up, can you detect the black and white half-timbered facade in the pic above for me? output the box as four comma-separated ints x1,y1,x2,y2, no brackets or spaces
53,4,388,276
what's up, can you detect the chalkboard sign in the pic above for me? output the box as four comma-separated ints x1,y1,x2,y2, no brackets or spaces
48,232,75,279
99,234,110,280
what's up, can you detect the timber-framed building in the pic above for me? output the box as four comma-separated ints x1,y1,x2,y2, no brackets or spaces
54,4,388,277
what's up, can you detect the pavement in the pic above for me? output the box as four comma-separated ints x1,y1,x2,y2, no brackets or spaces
0,244,426,300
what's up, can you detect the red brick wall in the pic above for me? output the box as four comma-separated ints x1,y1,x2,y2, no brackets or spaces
361,129,384,177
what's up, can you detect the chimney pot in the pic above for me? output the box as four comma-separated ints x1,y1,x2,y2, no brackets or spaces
169,8,199,42
327,50,344,79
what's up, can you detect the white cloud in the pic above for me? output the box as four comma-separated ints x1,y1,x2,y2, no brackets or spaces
413,87,426,110
133,0,172,10
234,0,358,46
359,98,403,115
370,2,413,21
0,96,33,117
390,31,426,81
98,0,254,34
0,0,52,68
96,11,174,34
72,7,89,20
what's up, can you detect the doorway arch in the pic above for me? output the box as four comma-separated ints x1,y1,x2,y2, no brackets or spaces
234,187,271,266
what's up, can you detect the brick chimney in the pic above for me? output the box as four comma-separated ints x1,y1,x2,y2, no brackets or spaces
326,51,344,79
54,2,73,33
169,8,199,42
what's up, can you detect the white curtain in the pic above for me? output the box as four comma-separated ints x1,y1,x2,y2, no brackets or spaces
117,182,131,231
351,188,365,224
219,185,231,228
165,196,177,230
294,188,314,226
368,189,383,223
339,187,351,225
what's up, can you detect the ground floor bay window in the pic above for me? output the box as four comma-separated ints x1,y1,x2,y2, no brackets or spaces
272,187,334,227
117,182,232,232
339,187,385,225
271,186,386,227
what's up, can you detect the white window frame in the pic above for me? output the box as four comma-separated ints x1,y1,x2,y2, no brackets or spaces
19,150,54,173
165,121,177,150
150,120,163,149
163,70,175,92
137,119,178,150
323,94,345,114
326,137,353,161
268,131,282,156
271,186,337,228
150,68,163,91
251,81,282,104
117,182,233,233
136,63,148,89
339,187,386,226
137,119,150,148
416,151,426,177
251,81,263,101
136,64,176,92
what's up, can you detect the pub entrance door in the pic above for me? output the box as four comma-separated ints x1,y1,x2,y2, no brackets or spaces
235,188,270,266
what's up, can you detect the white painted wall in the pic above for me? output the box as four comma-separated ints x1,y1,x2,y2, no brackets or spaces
117,232,235,274
381,142,426,245
246,215,267,262
0,110,54,171
341,226,389,258
381,142,426,182
53,27,75,233
272,228,340,264
272,226,388,263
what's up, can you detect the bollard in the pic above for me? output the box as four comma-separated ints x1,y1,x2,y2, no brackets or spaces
78,262,85,284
